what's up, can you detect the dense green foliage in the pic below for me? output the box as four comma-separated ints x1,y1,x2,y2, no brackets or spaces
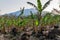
0,12,60,29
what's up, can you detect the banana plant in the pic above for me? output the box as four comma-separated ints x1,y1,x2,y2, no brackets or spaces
31,13,39,26
30,11,35,27
27,0,52,26
18,7,24,19
17,18,28,28
41,13,60,26
40,13,53,26
53,15,60,25
0,17,6,34
17,7,25,26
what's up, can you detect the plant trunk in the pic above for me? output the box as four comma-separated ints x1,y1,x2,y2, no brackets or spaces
38,12,42,27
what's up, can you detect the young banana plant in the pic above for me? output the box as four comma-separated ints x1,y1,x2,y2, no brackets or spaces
30,11,36,32
18,7,24,19
41,13,53,26
53,15,60,25
30,11,35,27
27,0,52,26
17,7,25,30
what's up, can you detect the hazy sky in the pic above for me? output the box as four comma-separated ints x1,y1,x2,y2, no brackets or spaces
0,0,60,15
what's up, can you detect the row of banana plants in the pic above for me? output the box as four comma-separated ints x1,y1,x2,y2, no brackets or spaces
0,0,60,33
0,10,60,33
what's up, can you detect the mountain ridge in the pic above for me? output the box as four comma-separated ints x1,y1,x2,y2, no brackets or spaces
1,8,49,17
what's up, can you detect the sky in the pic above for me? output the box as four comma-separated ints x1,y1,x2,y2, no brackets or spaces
0,0,60,15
